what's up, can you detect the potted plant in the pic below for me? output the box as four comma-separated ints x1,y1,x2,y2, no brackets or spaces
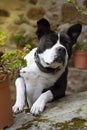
12,33,36,50
73,42,87,69
0,48,28,129
0,31,13,129
0,31,30,129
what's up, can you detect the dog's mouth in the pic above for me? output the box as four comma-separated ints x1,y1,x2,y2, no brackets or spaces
34,51,63,73
42,53,65,69
44,60,63,69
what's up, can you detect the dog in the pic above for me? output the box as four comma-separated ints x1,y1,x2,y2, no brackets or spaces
12,18,82,115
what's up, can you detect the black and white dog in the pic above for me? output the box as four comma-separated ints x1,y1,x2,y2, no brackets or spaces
12,18,82,115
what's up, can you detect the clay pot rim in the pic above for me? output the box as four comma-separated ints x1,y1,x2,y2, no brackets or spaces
73,50,87,56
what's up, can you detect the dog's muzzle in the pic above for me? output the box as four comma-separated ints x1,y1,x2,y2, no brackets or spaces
34,51,61,73
54,47,66,65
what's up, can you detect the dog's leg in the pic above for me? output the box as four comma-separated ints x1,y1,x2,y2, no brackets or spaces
26,88,32,109
30,90,53,115
12,77,25,113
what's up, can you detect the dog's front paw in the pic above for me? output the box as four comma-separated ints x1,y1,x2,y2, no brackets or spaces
12,103,24,113
30,100,45,115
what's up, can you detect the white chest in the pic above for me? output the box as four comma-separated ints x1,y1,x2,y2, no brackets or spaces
21,48,66,105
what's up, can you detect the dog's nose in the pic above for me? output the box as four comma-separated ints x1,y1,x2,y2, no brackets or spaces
54,47,66,63
57,47,66,55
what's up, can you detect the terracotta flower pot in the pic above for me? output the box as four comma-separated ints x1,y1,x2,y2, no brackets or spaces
0,73,13,130
73,51,87,69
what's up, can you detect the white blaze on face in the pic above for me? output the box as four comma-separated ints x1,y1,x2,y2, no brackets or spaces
38,33,68,68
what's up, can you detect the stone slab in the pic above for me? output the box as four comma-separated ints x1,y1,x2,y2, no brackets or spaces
5,91,87,130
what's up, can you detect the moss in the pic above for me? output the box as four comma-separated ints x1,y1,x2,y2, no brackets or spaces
53,118,86,130
71,118,86,128
16,115,87,130
16,115,48,130
76,107,82,114
16,121,33,129
34,116,48,122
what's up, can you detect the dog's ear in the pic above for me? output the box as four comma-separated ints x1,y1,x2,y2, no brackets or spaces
67,24,82,44
36,18,51,39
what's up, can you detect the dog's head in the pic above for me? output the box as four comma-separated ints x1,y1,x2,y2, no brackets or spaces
35,18,82,72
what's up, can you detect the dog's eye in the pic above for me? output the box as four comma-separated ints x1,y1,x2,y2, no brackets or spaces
61,39,71,48
23,71,26,73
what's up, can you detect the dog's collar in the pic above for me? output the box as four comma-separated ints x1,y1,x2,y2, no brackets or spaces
34,51,60,73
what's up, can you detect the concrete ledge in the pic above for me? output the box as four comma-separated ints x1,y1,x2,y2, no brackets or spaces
6,91,87,130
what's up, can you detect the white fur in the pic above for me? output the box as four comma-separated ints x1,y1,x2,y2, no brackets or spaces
30,90,53,114
12,77,25,113
13,35,68,115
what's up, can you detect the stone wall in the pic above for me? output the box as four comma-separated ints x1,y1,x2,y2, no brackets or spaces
0,0,87,45
67,68,87,94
